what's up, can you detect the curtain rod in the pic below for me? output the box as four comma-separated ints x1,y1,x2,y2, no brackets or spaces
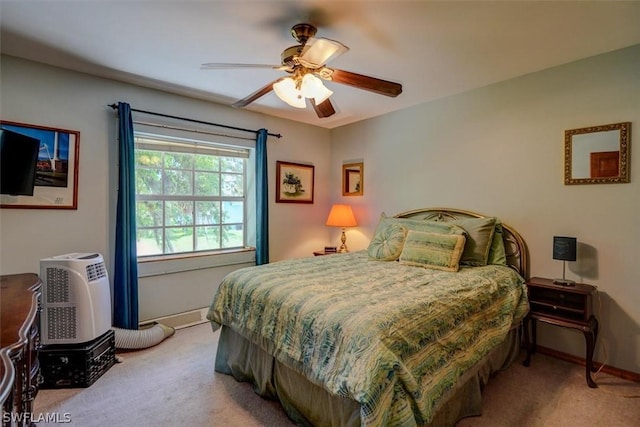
108,103,282,139
133,120,256,141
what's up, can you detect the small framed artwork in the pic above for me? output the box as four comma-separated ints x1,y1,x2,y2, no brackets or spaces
342,162,363,196
1,121,80,209
276,161,314,204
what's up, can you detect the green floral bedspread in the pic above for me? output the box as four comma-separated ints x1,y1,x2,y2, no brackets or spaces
207,251,528,426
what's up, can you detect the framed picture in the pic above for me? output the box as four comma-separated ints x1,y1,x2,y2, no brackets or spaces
342,162,364,196
1,121,80,209
276,161,314,204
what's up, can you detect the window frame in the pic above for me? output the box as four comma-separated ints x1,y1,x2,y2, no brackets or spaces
133,131,253,261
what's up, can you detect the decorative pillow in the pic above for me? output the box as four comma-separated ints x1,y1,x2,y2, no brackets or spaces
487,221,508,266
393,216,466,236
367,222,407,261
399,230,466,272
448,217,497,266
372,213,466,237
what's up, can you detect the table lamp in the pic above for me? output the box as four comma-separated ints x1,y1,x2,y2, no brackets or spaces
552,236,577,285
326,204,357,253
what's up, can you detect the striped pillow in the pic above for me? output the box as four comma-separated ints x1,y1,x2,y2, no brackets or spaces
399,230,466,272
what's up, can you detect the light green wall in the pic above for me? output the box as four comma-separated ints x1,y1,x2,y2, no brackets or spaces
330,45,640,374
0,55,332,320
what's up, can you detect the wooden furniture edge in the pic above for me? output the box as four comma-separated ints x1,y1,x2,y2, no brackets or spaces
0,352,16,409
1,273,43,419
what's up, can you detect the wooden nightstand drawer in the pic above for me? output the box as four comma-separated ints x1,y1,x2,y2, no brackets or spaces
523,276,599,388
527,277,594,324
314,247,338,256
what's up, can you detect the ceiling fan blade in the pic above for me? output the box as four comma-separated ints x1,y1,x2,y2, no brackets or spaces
201,63,280,70
299,37,349,68
232,79,283,108
325,68,402,97
311,98,336,118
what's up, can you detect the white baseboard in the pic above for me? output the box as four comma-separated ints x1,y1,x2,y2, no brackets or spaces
141,308,209,330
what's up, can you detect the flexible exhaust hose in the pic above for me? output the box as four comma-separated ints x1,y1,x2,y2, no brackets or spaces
111,323,175,350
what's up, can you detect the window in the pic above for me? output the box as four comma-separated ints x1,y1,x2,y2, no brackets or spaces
134,134,249,257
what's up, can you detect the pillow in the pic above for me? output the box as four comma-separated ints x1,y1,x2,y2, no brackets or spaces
392,216,466,236
399,230,466,272
448,217,497,266
368,213,466,261
367,222,407,261
371,213,465,238
487,221,508,266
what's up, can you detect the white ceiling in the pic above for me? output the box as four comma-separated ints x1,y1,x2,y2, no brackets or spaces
2,1,640,129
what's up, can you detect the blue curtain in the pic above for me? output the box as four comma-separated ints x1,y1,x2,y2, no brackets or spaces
113,102,139,329
255,128,269,265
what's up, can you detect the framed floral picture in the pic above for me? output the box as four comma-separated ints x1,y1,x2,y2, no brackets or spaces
276,161,314,204
1,121,80,209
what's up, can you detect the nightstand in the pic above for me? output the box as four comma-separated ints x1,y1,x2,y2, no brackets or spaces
313,250,337,256
522,277,599,388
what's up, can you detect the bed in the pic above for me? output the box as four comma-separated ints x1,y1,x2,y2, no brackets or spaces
207,208,529,426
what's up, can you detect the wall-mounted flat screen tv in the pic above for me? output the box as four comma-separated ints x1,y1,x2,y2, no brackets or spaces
0,128,40,196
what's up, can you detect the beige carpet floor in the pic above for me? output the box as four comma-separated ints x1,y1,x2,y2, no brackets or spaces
33,322,640,426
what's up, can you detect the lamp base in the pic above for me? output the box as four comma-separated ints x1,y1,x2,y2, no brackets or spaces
554,260,575,286
337,229,348,253
552,278,575,286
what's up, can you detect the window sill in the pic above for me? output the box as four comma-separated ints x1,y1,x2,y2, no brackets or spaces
137,247,255,278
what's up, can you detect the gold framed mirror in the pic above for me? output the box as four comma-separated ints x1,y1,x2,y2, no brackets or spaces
564,122,631,185
342,162,363,196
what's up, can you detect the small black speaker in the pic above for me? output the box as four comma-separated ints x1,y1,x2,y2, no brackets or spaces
553,236,577,261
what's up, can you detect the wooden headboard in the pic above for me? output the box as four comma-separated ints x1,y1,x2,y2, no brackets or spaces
395,207,529,279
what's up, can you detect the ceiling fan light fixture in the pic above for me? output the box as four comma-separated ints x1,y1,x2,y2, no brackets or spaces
205,21,403,119
273,78,306,108
301,74,333,105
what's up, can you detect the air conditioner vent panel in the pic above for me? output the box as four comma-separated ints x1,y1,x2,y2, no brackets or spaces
86,262,107,282
45,267,70,303
46,306,77,340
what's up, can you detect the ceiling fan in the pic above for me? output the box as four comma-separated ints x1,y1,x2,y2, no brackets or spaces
201,23,403,118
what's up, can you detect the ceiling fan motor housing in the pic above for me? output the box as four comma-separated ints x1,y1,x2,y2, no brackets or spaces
290,23,317,44
281,45,304,68
282,24,319,68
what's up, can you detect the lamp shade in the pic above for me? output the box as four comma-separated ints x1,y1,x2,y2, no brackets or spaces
273,78,306,108
553,236,577,261
301,74,333,105
326,204,357,227
274,74,334,108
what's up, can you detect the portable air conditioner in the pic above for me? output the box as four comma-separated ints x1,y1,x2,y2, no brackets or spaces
40,253,112,345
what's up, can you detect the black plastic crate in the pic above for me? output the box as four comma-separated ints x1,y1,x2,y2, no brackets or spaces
39,329,115,388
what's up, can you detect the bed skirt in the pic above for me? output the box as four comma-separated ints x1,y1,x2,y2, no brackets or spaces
214,325,521,427
215,326,520,426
